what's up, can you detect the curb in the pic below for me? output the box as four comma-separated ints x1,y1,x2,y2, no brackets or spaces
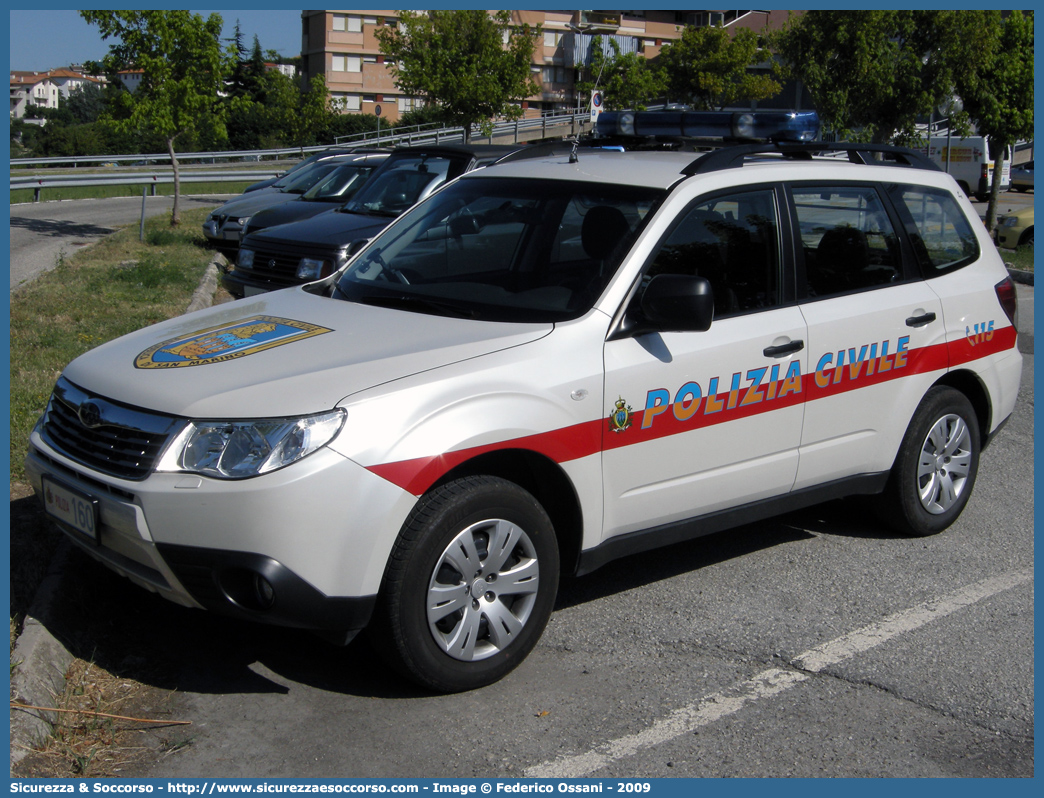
1007,268,1034,286
186,251,228,314
9,250,228,768
9,544,77,768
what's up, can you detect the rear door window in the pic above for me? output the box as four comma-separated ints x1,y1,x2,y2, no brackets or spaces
790,185,904,299
886,185,980,275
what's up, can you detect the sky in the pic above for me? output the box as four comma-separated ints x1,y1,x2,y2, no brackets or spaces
8,9,304,72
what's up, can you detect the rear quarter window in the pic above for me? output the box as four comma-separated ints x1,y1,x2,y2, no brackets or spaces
887,185,980,276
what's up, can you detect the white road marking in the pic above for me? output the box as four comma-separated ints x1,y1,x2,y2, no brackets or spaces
525,569,1033,778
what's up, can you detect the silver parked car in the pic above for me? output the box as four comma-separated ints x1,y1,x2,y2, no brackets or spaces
1010,160,1033,192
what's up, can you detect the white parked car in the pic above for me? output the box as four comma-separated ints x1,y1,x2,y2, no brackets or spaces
27,114,1022,692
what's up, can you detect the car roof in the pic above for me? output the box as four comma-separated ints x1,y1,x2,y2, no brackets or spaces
464,149,697,188
383,143,530,166
464,144,957,190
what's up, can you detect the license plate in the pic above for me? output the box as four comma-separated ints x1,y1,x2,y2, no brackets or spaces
41,476,100,545
223,231,240,241
244,285,266,297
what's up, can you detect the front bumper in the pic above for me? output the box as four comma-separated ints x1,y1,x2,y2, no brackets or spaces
203,219,245,248
25,433,415,635
995,224,1028,248
219,266,292,298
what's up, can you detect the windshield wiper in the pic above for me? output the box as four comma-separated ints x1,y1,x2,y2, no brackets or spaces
356,293,477,319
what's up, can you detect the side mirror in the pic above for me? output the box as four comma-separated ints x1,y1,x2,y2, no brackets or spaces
638,274,714,333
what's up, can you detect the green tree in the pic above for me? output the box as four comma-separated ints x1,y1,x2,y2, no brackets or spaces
80,10,230,225
577,37,666,111
225,20,250,99
659,25,781,111
64,82,107,125
951,11,1034,230
773,11,966,144
376,10,540,141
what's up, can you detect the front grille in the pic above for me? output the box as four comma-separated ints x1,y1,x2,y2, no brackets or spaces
40,377,184,481
242,239,339,289
246,250,304,285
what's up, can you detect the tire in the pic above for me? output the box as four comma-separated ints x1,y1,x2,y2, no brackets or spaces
1019,227,1033,248
370,476,559,692
880,387,980,537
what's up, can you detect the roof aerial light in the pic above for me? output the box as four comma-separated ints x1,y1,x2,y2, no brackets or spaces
595,109,821,143
733,113,756,140
619,112,636,137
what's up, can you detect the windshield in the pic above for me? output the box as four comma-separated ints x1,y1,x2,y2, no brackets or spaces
340,155,458,217
302,164,375,202
335,177,663,323
279,162,340,194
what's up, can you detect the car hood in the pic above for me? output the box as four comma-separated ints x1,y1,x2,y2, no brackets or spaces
247,200,341,233
210,191,298,218
62,288,552,418
245,209,390,248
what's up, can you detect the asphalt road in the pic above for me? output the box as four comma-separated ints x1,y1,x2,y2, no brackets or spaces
25,284,1028,780
8,194,234,291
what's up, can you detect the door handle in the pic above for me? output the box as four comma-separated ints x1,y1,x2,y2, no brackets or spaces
763,339,804,358
906,312,937,328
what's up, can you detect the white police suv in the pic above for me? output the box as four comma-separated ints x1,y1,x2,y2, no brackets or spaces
27,113,1022,692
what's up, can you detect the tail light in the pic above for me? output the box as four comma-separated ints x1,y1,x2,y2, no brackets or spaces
995,277,1018,328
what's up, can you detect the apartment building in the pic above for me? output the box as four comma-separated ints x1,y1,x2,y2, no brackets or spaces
300,10,793,123
10,68,102,118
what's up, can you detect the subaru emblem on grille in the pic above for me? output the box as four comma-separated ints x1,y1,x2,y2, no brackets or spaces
269,259,277,269
78,401,103,428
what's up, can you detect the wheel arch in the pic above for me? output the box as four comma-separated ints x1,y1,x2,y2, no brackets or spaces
931,368,991,447
427,448,585,577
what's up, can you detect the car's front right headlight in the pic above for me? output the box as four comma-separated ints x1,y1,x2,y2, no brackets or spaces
156,409,346,479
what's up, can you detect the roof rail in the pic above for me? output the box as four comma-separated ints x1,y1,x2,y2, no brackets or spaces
684,142,942,176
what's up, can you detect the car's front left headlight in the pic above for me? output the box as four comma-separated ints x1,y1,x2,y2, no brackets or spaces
999,215,1018,227
297,257,331,281
156,409,346,479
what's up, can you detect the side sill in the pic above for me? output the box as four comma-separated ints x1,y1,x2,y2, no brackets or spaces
575,472,890,577
982,412,1011,451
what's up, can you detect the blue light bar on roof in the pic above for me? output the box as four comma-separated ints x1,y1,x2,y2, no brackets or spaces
595,110,821,143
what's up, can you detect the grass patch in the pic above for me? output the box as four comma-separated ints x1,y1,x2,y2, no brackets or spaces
9,207,216,484
11,181,256,204
999,243,1034,271
12,657,190,778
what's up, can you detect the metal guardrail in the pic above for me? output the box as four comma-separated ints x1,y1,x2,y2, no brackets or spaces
10,112,591,201
10,170,281,201
10,112,591,170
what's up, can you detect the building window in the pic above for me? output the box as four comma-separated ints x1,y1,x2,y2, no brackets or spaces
331,92,362,112
332,14,345,31
363,94,375,103
544,31,563,48
347,15,362,33
364,17,377,25
332,54,361,72
541,66,567,84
